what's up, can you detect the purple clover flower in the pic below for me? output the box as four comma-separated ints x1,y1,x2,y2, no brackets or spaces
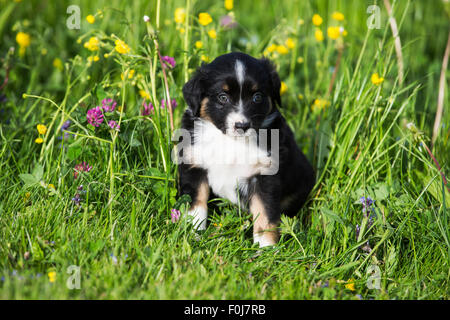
161,99,177,110
108,120,120,131
220,15,238,29
359,197,374,215
86,106,104,127
74,162,92,179
102,98,117,112
142,101,154,116
161,55,176,69
171,209,181,223
61,120,71,131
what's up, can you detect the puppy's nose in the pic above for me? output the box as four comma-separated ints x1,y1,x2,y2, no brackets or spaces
234,121,250,132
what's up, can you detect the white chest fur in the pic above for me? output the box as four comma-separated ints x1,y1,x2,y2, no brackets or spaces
185,120,271,205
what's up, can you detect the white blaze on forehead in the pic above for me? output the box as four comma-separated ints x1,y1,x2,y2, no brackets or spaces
235,60,246,85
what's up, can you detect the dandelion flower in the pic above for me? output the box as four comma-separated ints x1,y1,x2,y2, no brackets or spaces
35,137,44,144
198,12,213,26
314,28,324,41
312,14,323,26
37,124,47,135
208,29,217,39
86,15,95,24
327,26,341,40
224,0,233,10
332,11,345,21
280,82,288,95
114,39,130,54
371,73,384,85
174,8,186,24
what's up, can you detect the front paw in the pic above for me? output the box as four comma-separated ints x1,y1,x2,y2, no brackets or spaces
187,206,208,230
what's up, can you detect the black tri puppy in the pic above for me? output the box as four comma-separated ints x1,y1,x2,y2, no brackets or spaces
177,52,315,247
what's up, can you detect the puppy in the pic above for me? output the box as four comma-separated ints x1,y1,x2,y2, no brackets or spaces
177,52,315,247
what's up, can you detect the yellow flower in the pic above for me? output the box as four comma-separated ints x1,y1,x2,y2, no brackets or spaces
224,0,233,10
298,19,305,25
198,12,213,26
16,32,31,48
35,137,44,144
41,48,48,55
345,279,356,291
53,58,63,71
280,81,287,95
115,39,130,54
297,57,304,64
121,69,135,80
276,45,289,55
332,11,345,21
371,73,384,85
342,28,348,37
86,15,95,24
327,26,341,40
139,90,151,100
48,271,57,283
195,41,203,49
37,124,47,135
312,98,329,112
178,27,185,34
208,29,217,39
201,55,210,62
312,14,323,26
285,38,295,49
298,93,304,100
83,37,100,51
267,44,277,53
48,184,55,190
314,28,324,41
87,55,100,63
174,8,186,24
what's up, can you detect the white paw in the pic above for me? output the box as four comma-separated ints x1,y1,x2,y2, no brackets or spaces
253,233,276,248
187,206,208,230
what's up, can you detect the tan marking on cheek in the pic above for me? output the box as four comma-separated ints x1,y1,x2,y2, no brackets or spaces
252,84,259,91
250,194,279,245
199,98,212,121
222,84,229,92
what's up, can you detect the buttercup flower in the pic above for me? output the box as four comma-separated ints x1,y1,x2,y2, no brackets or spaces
312,14,323,26
345,279,355,291
86,15,95,24
267,44,277,53
285,38,295,49
114,39,130,54
371,73,384,85
224,0,233,10
86,106,104,127
297,57,304,64
280,82,288,95
327,26,341,40
208,29,217,39
37,124,47,135
201,55,210,62
35,137,43,144
314,28,324,41
276,45,289,55
312,98,329,112
198,12,213,26
84,37,100,51
195,41,203,49
16,32,31,56
174,8,186,24
332,11,345,21
139,90,151,100
53,58,63,71
48,271,56,283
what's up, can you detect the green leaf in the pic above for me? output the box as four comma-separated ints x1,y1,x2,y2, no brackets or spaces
32,164,43,181
19,174,38,187
67,145,83,161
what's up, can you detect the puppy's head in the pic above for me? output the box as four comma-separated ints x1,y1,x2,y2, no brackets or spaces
182,52,281,136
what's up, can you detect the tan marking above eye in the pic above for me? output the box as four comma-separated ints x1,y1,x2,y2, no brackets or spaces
222,84,230,91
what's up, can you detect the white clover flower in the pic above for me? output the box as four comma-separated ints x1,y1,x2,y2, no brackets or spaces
143,15,150,23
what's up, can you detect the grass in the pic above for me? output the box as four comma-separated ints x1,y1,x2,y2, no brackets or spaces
0,0,449,299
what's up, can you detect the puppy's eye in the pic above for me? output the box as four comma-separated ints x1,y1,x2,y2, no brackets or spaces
252,93,263,104
218,93,229,104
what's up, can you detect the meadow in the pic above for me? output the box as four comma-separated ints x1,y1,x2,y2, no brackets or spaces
0,0,449,299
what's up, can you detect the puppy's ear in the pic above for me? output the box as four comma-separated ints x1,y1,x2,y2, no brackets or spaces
259,58,282,107
182,67,207,116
